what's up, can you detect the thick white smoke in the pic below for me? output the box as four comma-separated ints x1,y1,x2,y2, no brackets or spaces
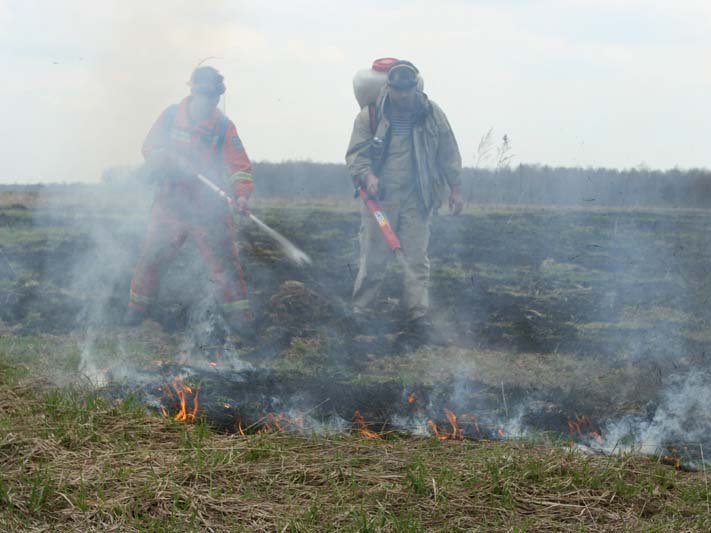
595,371,711,456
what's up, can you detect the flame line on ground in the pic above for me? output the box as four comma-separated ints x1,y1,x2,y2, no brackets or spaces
237,398,331,434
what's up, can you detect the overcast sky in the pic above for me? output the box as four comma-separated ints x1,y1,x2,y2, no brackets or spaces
1,0,710,183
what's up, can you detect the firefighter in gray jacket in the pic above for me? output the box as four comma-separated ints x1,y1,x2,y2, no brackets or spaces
345,60,463,338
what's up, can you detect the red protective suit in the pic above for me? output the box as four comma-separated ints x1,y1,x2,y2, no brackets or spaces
129,97,253,325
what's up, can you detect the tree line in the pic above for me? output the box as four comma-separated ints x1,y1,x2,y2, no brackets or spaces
4,162,710,209
252,161,711,209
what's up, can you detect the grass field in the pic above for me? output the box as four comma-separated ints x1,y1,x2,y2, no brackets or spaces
1,189,710,530
1,363,709,532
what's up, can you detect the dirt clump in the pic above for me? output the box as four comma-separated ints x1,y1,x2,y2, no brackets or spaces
264,280,344,335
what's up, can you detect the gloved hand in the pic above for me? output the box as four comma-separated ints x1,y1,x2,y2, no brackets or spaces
449,185,464,215
233,180,253,214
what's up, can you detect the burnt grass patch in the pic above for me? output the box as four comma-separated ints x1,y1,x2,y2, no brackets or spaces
2,371,709,532
2,202,711,443
102,363,541,438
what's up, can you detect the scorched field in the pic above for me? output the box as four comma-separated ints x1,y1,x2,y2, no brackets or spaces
0,188,709,531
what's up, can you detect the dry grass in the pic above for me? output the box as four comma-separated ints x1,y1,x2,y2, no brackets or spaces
0,366,709,532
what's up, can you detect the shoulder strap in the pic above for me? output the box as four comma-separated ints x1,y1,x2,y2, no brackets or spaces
211,114,231,171
368,103,378,136
214,114,230,149
162,104,179,138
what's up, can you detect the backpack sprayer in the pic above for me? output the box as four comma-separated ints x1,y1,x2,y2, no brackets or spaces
195,173,312,267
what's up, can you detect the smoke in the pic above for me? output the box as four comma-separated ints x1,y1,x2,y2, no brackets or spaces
596,371,711,455
25,167,257,385
35,172,149,384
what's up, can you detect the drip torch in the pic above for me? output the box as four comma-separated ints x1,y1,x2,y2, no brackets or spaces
356,186,408,269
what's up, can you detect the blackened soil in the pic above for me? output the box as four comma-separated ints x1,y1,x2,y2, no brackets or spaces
5,203,711,445
108,364,615,440
3,205,711,370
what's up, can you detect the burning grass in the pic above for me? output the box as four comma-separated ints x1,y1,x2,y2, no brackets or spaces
0,366,709,532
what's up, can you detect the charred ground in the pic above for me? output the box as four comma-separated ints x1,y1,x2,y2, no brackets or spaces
1,195,711,437
1,192,710,530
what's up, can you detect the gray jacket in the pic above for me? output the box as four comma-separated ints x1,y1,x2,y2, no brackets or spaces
345,91,462,212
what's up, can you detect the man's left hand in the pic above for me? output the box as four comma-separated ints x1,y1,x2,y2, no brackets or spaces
449,189,464,215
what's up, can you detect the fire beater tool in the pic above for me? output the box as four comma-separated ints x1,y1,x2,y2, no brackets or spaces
196,173,312,267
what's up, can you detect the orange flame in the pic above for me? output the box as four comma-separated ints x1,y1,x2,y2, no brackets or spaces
233,412,308,436
428,409,465,441
260,412,289,434
354,410,381,439
567,414,603,442
170,379,200,423
661,455,682,470
427,419,447,440
235,414,246,436
444,409,463,440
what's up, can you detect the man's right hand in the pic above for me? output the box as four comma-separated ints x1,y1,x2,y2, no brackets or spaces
365,173,379,198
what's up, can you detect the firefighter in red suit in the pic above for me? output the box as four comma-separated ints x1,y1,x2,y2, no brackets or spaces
125,66,254,339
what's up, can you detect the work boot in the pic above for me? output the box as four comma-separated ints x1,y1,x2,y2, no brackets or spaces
407,316,433,340
124,307,147,327
395,316,432,352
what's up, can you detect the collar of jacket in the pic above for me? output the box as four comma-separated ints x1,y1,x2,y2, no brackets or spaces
379,91,431,125
176,96,223,133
